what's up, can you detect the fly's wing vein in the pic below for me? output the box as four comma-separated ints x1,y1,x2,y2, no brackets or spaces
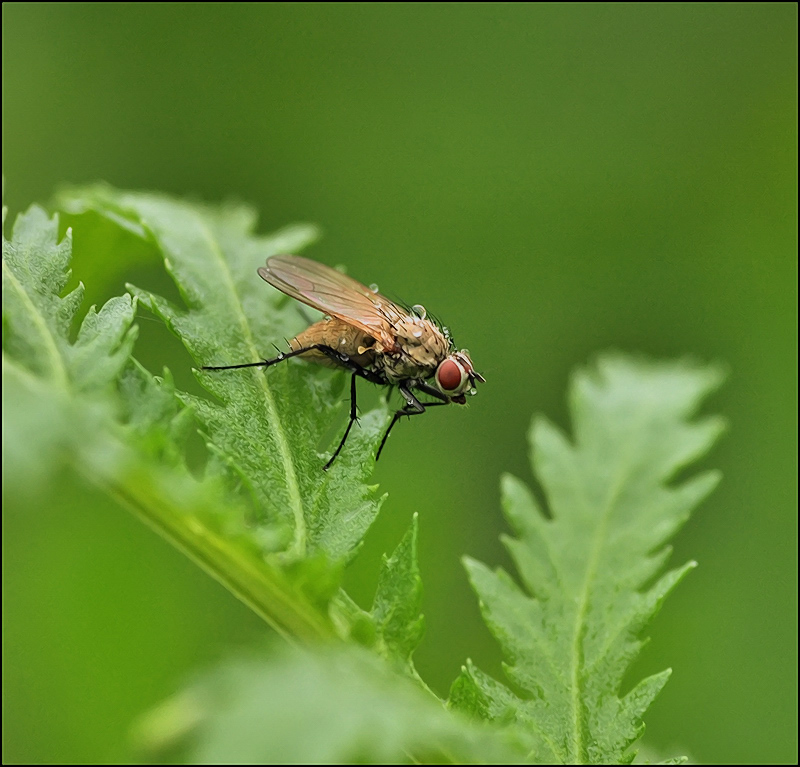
259,254,407,349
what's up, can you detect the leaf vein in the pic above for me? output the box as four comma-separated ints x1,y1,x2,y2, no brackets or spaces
194,217,307,556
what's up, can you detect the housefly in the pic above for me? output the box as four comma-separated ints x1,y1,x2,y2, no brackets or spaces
203,254,485,469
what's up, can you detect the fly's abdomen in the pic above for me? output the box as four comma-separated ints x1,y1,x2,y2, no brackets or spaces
290,318,376,369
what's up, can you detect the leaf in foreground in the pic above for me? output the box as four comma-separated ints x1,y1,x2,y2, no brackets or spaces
134,645,523,765
449,355,725,764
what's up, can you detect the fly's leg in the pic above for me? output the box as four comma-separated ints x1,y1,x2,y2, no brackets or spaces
203,344,385,385
376,382,450,461
412,380,449,403
202,346,313,371
204,344,387,470
323,372,359,471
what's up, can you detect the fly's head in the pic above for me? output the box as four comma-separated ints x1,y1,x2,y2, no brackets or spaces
434,350,485,403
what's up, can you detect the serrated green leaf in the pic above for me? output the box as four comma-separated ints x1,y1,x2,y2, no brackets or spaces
59,185,390,568
54,185,407,642
2,205,138,497
134,644,525,765
370,513,426,665
2,204,137,393
449,659,521,724
449,354,725,764
329,514,426,679
118,360,196,467
4,190,374,642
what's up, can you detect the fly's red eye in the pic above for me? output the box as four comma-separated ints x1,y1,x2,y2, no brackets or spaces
436,359,464,392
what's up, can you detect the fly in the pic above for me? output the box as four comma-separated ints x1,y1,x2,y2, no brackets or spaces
203,254,485,470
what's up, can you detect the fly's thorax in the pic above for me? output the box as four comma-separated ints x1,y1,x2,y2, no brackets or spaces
374,317,450,383
291,318,376,369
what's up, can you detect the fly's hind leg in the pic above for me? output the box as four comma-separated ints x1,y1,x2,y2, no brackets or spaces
202,346,312,371
202,344,384,384
323,372,359,471
204,343,388,470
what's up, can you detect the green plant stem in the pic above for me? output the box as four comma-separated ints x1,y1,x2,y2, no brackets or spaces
81,456,335,644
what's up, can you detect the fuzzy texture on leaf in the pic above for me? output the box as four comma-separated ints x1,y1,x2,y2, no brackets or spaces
449,355,725,764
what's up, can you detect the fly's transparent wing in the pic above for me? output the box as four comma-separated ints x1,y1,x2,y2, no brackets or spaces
258,255,406,350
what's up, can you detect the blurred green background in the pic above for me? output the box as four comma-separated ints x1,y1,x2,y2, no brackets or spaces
3,3,796,764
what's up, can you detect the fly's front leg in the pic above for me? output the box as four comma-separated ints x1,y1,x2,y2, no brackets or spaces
412,380,449,403
323,372,359,471
376,381,450,461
